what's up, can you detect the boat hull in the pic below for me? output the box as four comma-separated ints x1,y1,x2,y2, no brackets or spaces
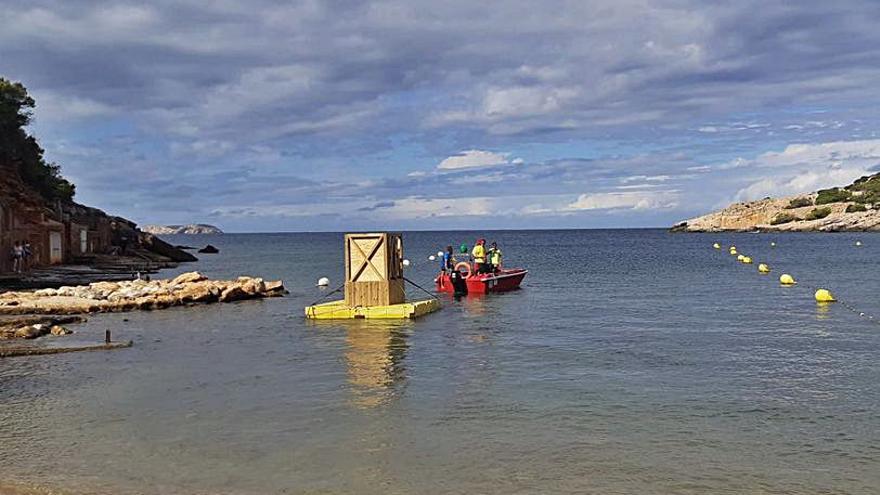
435,268,528,294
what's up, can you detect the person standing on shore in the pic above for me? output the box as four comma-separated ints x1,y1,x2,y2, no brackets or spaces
11,241,23,273
22,241,32,272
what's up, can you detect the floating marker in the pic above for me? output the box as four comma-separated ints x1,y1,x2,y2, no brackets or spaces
737,254,745,262
758,263,770,273
855,240,863,247
317,277,330,287
742,256,753,264
780,274,796,285
770,241,776,247
815,288,836,303
437,251,445,257
730,249,738,256
713,243,721,249
428,255,436,261
402,259,411,267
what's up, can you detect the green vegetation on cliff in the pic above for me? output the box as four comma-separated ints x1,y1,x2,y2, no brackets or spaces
0,78,75,201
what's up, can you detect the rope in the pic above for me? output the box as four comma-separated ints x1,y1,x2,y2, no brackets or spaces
309,282,346,307
404,276,438,300
724,244,880,325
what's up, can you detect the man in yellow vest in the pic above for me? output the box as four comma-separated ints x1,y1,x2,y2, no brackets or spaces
471,238,487,274
488,241,502,272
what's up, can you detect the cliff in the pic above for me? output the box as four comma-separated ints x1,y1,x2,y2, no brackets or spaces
1,77,196,274
142,224,223,235
672,173,880,232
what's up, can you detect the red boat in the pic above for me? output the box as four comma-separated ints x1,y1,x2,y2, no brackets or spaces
435,262,528,295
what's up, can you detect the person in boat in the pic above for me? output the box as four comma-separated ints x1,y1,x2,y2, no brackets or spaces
488,242,502,273
471,238,488,274
440,245,455,272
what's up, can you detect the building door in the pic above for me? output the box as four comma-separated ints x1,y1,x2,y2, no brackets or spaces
80,229,88,253
49,231,63,264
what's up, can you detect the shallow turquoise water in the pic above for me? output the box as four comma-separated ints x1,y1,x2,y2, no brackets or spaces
1,230,879,494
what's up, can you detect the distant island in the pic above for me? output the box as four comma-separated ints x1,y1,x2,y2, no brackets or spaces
142,224,224,235
672,173,880,232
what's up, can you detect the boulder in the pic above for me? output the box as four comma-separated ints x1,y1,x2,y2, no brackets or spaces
138,232,199,262
177,282,219,303
219,285,248,302
15,324,49,339
264,280,285,294
50,325,72,336
198,245,219,254
171,271,207,286
241,278,266,296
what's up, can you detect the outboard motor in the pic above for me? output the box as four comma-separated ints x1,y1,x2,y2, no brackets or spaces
450,269,468,296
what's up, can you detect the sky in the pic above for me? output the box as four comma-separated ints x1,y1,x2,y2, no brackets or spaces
2,0,880,232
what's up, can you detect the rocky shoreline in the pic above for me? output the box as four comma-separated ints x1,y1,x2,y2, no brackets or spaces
672,173,880,232
0,272,285,341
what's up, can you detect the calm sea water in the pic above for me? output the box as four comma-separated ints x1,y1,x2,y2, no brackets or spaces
1,230,879,494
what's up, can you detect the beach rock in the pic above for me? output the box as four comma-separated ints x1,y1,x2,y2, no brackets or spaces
241,278,266,296
50,325,72,336
198,245,219,254
15,324,50,339
171,271,207,286
0,274,284,316
219,285,248,303
177,282,219,303
264,280,285,294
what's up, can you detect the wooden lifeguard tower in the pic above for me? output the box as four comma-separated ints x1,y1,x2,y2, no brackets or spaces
305,233,440,319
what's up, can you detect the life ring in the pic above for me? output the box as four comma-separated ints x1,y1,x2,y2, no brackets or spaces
454,261,472,278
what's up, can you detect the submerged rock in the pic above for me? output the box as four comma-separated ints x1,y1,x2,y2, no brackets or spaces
198,245,219,254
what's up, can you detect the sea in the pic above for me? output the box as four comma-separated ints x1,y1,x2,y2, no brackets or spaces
1,230,878,494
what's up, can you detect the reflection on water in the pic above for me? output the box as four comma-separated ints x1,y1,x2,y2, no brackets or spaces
815,301,832,320
343,323,410,408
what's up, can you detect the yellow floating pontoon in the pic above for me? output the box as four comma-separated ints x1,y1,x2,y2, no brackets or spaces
305,298,440,320
304,232,442,320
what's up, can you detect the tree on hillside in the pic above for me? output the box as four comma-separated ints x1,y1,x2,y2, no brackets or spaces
0,77,75,201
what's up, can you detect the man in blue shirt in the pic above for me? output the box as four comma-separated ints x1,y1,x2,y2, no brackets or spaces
440,245,455,272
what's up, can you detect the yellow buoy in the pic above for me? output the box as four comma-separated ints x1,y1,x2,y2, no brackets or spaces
758,263,770,273
814,288,836,303
742,256,753,264
737,254,745,261
713,242,721,249
780,274,796,285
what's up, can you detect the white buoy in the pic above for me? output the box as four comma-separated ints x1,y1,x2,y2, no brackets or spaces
428,255,436,261
856,240,863,246
317,277,330,287
402,259,410,267
437,251,444,257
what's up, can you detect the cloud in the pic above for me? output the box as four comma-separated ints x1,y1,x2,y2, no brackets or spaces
567,191,680,211
437,149,516,170
731,139,880,201
3,1,880,230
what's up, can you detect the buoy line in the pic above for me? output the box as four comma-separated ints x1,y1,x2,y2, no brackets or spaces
712,241,880,325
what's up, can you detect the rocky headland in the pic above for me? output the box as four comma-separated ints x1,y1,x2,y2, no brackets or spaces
0,272,285,340
672,173,880,232
142,224,224,235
